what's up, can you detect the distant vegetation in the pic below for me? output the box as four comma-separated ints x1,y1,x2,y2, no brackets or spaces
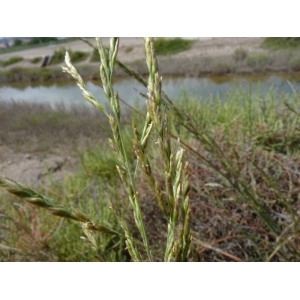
247,53,271,71
154,37,196,55
262,37,300,50
31,57,42,64
29,37,58,45
0,38,77,55
51,47,89,65
2,56,23,67
290,57,300,71
13,39,23,47
232,48,248,62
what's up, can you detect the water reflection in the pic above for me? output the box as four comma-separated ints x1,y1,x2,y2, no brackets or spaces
0,74,300,108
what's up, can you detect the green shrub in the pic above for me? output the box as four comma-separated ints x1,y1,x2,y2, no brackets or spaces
50,47,66,65
154,37,196,55
247,53,271,71
262,37,300,50
13,39,23,47
290,57,300,71
31,56,42,64
2,56,23,67
232,48,248,62
29,37,58,45
70,51,89,63
51,48,89,65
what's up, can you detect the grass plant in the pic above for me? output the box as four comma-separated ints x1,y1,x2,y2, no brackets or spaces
2,38,300,261
0,37,192,262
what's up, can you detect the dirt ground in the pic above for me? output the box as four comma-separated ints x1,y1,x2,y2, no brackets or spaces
0,145,78,187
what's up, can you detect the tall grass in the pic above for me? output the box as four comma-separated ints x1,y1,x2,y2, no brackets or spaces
2,38,300,261
0,38,192,262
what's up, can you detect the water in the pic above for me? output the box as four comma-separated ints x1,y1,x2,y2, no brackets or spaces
1,74,300,108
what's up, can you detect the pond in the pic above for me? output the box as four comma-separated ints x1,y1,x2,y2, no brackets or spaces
1,74,300,108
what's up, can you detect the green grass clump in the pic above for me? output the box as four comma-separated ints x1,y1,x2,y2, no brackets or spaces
31,57,42,64
290,57,300,71
69,51,89,63
247,53,271,71
232,48,248,62
50,47,66,65
51,48,89,65
2,56,23,67
262,37,300,50
154,37,196,55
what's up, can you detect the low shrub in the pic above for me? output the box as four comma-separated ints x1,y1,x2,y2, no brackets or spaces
49,48,89,65
290,57,300,71
154,37,196,55
13,39,23,47
2,56,23,67
232,48,248,62
262,37,300,50
50,47,66,65
69,51,89,63
31,56,42,64
247,53,271,71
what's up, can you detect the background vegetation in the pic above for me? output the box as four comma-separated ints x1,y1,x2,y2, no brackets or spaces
1,56,23,67
262,37,300,50
153,37,196,55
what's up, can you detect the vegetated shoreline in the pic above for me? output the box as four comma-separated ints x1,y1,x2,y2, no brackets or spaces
0,60,300,85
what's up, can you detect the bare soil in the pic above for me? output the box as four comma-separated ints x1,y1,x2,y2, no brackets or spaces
0,145,78,187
